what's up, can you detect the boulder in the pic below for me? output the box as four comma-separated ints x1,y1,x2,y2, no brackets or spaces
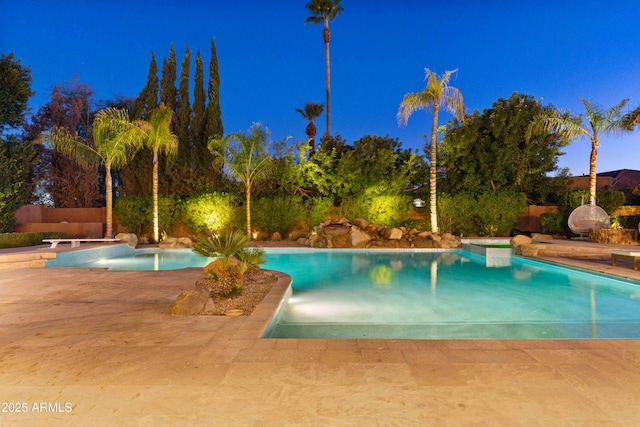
171,286,213,316
288,230,308,241
382,228,403,240
332,233,349,248
159,236,193,249
115,233,138,247
309,235,328,248
296,237,309,246
395,238,412,248
271,231,282,242
510,234,532,248
530,233,553,240
349,229,372,248
353,218,369,230
323,225,351,237
412,237,435,248
518,243,539,257
369,239,396,248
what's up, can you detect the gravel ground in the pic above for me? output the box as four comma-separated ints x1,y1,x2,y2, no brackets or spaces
195,270,278,315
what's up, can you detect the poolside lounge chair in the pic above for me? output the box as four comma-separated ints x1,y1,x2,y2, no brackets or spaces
611,250,640,270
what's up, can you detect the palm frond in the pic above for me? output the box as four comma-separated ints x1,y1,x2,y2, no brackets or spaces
41,126,100,167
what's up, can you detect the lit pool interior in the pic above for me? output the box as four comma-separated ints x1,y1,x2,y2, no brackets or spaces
47,245,640,339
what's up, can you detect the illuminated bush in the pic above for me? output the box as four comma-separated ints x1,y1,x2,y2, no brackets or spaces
306,197,334,227
183,192,238,233
339,194,412,226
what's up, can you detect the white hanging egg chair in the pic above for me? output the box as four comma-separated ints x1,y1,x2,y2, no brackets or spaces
567,204,609,235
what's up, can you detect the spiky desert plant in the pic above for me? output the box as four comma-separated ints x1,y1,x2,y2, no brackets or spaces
192,229,249,269
235,247,267,276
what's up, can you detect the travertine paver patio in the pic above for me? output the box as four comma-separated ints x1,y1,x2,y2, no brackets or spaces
1,244,640,426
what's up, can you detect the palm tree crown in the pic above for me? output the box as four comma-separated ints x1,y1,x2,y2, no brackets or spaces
398,68,465,233
305,0,343,139
527,98,631,206
296,101,324,151
209,123,272,238
42,108,144,238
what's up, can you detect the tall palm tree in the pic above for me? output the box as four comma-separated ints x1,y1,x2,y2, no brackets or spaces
42,108,144,237
305,0,343,139
296,101,324,151
136,103,178,242
527,98,631,206
208,123,272,238
398,68,465,233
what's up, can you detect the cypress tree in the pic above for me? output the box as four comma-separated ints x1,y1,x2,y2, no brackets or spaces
166,46,194,196
131,52,158,120
122,52,158,195
191,51,206,156
159,44,177,111
205,38,223,139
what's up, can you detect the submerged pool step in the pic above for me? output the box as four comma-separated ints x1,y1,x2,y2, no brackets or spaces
0,252,56,269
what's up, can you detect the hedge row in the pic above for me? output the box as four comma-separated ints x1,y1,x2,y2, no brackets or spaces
0,232,68,249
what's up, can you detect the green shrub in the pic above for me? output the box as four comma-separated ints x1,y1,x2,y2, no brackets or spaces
596,190,626,215
115,195,182,237
437,193,476,235
475,191,527,237
115,195,151,236
338,194,413,226
183,192,238,233
305,197,334,227
0,232,67,248
437,191,526,236
251,195,306,235
540,213,563,235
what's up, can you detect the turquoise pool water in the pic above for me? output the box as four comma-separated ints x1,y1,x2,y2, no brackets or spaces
48,246,640,339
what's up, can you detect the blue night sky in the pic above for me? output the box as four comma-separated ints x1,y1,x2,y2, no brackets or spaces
3,0,639,176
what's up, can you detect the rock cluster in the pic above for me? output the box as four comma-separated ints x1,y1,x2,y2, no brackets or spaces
304,217,462,249
159,236,193,249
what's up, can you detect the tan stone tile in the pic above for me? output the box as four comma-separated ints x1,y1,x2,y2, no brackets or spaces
318,349,363,364
355,339,389,349
233,348,281,363
444,348,538,363
273,338,300,349
360,349,406,363
402,348,449,364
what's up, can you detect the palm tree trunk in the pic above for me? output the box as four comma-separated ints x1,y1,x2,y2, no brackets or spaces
245,181,252,239
588,137,598,205
105,160,113,238
153,148,159,242
430,103,440,233
323,21,331,138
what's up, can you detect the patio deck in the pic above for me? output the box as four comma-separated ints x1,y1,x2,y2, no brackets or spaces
1,242,640,425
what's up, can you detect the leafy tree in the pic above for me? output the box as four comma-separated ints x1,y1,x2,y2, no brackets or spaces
0,53,34,132
398,68,465,233
527,98,633,206
305,0,343,138
296,101,324,151
209,123,272,238
0,53,36,231
42,108,144,237
0,136,35,232
440,93,572,203
136,103,178,242
26,80,101,207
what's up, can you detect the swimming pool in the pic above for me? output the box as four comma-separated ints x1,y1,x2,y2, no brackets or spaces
48,246,640,339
